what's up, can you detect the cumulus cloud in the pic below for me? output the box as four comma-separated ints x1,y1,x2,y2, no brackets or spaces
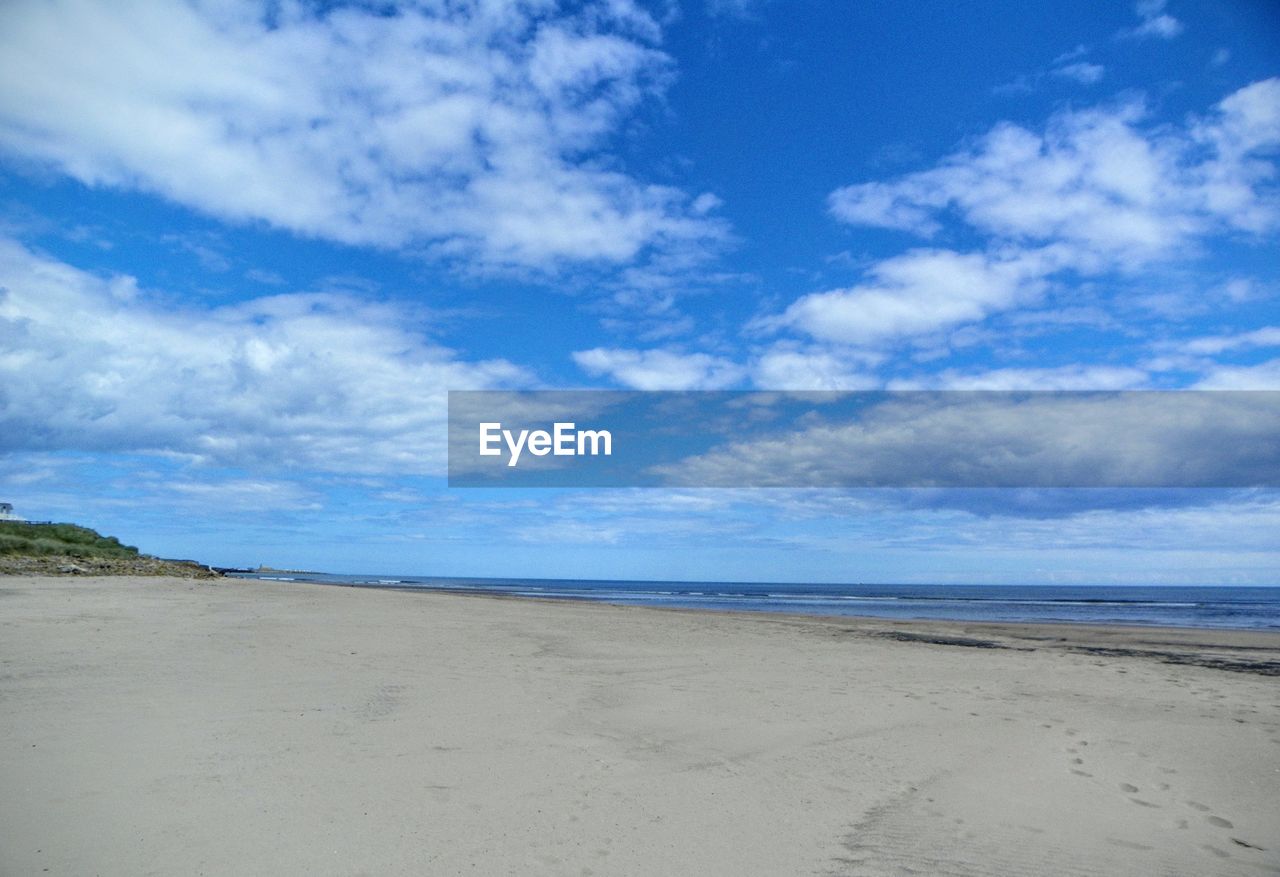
0,238,527,473
781,80,1280,347
0,0,726,270
1190,80,1280,235
572,347,745,389
828,80,1280,264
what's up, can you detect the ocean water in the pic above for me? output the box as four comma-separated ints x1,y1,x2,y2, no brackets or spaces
229,573,1280,630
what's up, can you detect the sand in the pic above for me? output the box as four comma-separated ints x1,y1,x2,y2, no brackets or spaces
2,575,1277,876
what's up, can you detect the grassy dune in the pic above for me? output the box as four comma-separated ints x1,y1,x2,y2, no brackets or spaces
0,521,140,558
0,521,214,577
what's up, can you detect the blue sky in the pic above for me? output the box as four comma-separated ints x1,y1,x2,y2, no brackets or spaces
1,0,1278,583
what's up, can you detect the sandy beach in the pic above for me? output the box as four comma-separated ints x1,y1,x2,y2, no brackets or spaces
2,575,1277,876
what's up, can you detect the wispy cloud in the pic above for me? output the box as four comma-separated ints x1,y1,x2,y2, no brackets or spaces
770,246,1058,345
1117,0,1184,40
165,478,322,512
994,47,1104,95
1051,61,1105,85
1179,326,1280,356
572,343,886,391
1194,359,1280,390
573,347,745,389
705,0,770,20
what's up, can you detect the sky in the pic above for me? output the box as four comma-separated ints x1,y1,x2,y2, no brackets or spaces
0,0,1278,584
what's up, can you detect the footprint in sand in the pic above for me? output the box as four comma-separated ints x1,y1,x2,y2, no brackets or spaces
1187,801,1211,812
1207,816,1234,828
1120,783,1139,793
1230,838,1265,851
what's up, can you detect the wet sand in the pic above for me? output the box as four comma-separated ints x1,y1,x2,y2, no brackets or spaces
2,575,1278,875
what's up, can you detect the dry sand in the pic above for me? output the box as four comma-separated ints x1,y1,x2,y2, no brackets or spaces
2,575,1278,876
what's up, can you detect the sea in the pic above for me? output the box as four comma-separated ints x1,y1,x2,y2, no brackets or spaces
226,573,1280,630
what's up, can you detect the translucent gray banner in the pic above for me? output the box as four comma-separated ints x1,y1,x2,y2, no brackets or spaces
447,391,1280,488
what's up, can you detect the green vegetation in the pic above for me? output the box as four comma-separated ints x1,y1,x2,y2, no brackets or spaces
0,521,140,559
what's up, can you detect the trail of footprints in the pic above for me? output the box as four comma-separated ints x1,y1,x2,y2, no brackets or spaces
1056,724,1270,863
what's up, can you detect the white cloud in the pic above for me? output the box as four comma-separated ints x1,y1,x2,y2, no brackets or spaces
791,81,1280,347
772,247,1058,344
574,344,886,392
1194,359,1280,390
1190,79,1280,235
0,0,725,270
828,80,1280,266
751,346,881,390
245,268,286,286
0,238,527,473
1145,326,1280,387
1125,14,1183,39
1051,62,1105,85
572,347,744,389
994,51,1103,96
1119,0,1183,39
165,478,322,512
1219,278,1264,302
1179,326,1280,356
